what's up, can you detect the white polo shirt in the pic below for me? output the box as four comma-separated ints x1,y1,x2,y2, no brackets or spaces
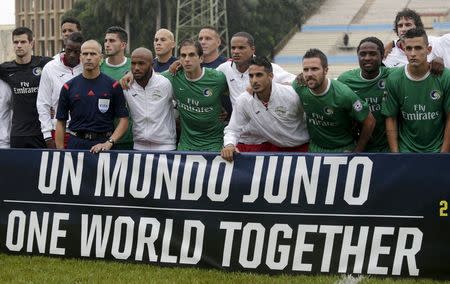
124,72,176,151
429,33,450,68
224,82,309,147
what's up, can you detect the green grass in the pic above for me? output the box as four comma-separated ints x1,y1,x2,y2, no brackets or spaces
0,253,448,284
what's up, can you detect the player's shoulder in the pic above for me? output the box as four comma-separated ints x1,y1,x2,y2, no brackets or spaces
204,67,226,80
337,68,360,83
32,55,53,67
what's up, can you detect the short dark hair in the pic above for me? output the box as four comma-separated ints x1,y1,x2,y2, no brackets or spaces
12,27,33,42
61,17,81,31
178,39,203,57
357,37,384,58
303,48,328,68
67,32,84,45
250,56,273,73
200,26,220,36
394,8,423,35
232,32,255,47
404,28,428,45
106,26,128,43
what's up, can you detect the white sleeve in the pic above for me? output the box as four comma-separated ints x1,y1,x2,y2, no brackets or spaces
272,63,296,84
0,80,12,148
223,94,250,146
36,66,54,139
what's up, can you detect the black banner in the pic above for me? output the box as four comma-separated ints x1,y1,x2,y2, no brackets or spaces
0,149,449,277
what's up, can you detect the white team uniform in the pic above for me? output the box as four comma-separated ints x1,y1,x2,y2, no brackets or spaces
0,79,12,148
124,72,176,151
216,61,296,144
36,55,82,139
429,33,450,68
383,36,439,68
224,82,309,147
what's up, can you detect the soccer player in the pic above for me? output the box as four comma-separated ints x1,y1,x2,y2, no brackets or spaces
55,40,129,152
101,26,133,150
198,26,227,68
0,79,12,148
55,17,81,56
153,28,177,73
216,31,295,151
221,56,309,161
293,49,375,152
338,37,390,152
124,47,176,151
37,32,83,149
162,39,228,151
382,28,450,153
383,8,438,68
0,27,53,148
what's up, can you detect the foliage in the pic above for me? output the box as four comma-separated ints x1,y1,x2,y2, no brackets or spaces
63,0,324,58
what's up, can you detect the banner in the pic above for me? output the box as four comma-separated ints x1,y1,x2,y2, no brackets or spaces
1,149,449,277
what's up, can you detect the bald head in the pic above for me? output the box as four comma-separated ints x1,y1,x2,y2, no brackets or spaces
131,47,153,62
81,39,102,54
131,47,154,84
155,28,174,41
154,28,175,58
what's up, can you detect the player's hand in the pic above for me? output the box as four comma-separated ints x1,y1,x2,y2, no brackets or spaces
295,72,306,86
221,144,237,162
120,71,134,90
168,60,182,75
90,141,113,154
383,41,394,59
45,138,56,149
430,57,444,76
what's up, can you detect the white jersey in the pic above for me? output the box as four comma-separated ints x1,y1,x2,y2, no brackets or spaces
36,54,82,139
0,79,12,148
429,33,450,68
383,37,438,68
216,60,296,144
224,82,309,147
124,72,176,151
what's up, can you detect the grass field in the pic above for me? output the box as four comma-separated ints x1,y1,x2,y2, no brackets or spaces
1,253,449,284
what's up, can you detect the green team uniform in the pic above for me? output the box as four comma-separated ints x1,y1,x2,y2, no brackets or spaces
292,79,370,152
338,67,393,152
100,58,133,150
381,67,450,153
162,68,227,151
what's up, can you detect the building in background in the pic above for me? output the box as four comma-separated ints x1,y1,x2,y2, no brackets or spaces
0,25,15,62
15,0,76,56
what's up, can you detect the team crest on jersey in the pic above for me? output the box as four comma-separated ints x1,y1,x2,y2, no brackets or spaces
323,106,334,115
151,91,163,100
98,98,110,113
32,67,42,76
274,106,287,116
377,79,385,89
203,88,213,97
430,90,441,100
353,100,363,112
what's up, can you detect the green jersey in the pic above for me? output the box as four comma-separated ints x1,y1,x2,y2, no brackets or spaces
163,68,228,151
292,79,370,152
338,67,392,152
381,66,450,153
100,57,133,150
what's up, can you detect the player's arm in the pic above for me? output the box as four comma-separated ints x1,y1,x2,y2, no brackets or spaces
37,68,56,148
55,120,66,149
221,97,249,162
383,40,394,59
385,116,399,152
441,114,450,152
354,112,375,152
119,71,134,90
